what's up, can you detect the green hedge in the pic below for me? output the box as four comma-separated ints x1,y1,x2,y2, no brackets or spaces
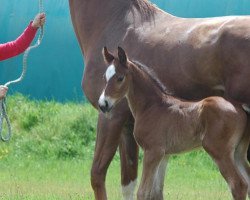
0,94,97,160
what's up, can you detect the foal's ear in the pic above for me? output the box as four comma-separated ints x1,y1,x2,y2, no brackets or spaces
102,47,114,64
118,46,127,65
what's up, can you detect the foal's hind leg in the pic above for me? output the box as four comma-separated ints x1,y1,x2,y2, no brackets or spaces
235,118,250,197
203,139,248,200
235,145,250,197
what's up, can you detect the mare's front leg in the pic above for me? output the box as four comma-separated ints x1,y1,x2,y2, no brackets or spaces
119,114,139,200
137,149,165,200
91,104,131,200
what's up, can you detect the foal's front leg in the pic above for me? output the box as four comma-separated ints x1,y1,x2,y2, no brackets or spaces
151,156,169,199
137,149,165,200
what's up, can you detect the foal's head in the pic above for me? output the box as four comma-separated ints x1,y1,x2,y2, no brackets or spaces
98,47,131,113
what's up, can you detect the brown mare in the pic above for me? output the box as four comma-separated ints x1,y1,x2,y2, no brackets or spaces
99,47,250,200
69,0,250,199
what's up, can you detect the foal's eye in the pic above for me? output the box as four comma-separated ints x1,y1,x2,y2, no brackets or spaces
117,76,124,82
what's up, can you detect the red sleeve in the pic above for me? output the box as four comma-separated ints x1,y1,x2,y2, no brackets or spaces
0,22,38,61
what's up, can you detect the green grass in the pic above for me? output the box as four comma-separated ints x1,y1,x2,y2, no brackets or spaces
0,94,97,160
0,94,232,199
0,153,230,200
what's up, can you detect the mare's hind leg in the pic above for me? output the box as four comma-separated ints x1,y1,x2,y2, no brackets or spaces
203,138,248,200
235,118,250,197
119,115,139,200
137,149,165,200
91,107,131,200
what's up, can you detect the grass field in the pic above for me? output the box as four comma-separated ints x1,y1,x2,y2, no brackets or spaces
0,95,232,199
0,153,231,200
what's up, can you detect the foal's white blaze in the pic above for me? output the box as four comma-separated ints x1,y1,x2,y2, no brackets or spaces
122,179,137,200
98,64,116,108
98,90,116,109
98,90,106,107
105,64,116,81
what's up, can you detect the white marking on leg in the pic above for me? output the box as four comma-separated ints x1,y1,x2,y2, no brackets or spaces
122,179,137,200
152,156,168,196
105,64,116,81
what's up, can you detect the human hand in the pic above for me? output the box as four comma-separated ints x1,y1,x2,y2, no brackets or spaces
0,86,8,100
32,13,46,28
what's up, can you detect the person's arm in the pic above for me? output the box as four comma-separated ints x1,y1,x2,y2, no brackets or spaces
0,13,45,61
0,23,38,61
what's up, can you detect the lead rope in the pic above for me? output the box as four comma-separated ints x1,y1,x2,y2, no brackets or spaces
0,0,44,142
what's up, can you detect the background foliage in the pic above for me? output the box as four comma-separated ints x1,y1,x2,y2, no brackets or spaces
0,94,97,160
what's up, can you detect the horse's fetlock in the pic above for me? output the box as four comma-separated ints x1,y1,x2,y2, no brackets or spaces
137,189,150,200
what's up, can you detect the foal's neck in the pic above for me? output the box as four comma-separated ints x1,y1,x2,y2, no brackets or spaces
126,63,170,117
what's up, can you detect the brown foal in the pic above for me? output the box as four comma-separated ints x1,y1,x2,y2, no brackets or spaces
98,47,250,200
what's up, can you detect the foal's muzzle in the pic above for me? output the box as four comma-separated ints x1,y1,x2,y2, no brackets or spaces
98,95,114,113
98,100,112,113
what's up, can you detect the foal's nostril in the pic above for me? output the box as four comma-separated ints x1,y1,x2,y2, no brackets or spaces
99,100,109,113
104,100,108,108
99,104,106,113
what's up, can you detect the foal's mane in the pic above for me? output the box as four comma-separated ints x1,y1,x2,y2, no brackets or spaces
131,60,172,96
131,0,156,20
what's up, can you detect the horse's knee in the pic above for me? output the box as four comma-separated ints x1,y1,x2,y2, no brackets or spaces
91,165,106,190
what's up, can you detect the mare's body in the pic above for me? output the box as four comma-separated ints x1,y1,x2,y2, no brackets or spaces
69,1,250,199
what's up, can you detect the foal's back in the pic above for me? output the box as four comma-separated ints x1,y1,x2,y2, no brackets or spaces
135,95,247,154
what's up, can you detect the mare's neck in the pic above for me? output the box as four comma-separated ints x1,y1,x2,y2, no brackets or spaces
126,65,167,117
69,0,160,55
